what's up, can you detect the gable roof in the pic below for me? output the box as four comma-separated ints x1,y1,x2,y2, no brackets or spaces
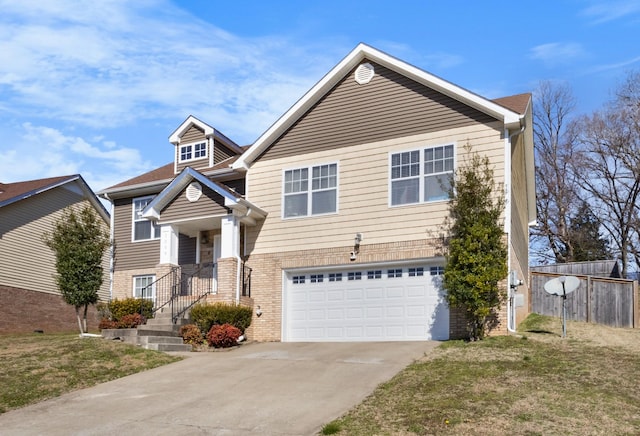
492,93,531,116
233,43,526,170
142,167,266,226
0,175,109,222
169,115,244,155
98,155,244,199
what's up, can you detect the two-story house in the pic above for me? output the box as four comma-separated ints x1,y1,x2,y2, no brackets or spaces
98,43,534,342
0,175,110,333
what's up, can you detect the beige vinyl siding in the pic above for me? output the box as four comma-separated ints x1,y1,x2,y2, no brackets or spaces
246,123,505,254
181,125,205,143
510,129,530,276
0,188,110,300
159,184,230,223
113,198,159,269
258,61,496,161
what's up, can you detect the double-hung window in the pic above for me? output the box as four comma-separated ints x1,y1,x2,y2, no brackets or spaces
283,163,337,218
390,144,454,205
179,141,207,162
134,275,155,299
132,197,161,241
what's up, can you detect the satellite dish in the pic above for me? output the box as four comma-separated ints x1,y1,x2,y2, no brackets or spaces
544,275,580,296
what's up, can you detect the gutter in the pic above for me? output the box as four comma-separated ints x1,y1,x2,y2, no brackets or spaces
102,192,116,301
505,121,526,333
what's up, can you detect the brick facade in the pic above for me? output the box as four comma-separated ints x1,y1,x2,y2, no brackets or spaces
109,238,509,342
0,285,101,334
243,238,508,342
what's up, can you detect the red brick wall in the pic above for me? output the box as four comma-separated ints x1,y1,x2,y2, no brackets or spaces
0,285,101,334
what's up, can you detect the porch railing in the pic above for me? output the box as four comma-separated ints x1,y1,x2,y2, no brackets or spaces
242,262,252,297
140,262,215,323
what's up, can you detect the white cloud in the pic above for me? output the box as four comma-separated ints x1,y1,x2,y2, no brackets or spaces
0,123,154,191
581,1,640,24
0,0,326,143
529,42,586,65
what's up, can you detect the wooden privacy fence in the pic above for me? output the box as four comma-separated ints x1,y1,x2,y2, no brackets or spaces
531,271,639,328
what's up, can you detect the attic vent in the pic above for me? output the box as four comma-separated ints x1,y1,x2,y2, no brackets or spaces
354,63,375,85
186,182,202,202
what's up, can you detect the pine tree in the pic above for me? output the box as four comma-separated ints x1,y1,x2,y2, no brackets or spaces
443,147,508,340
561,201,611,262
44,205,110,334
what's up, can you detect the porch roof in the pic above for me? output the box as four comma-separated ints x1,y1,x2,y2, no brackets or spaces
142,167,267,226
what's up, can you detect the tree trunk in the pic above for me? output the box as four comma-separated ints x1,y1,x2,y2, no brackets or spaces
82,304,89,333
75,306,83,335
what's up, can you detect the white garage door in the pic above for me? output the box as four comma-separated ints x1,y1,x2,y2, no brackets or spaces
283,265,449,342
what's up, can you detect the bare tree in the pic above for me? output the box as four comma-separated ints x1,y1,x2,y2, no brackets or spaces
572,71,640,276
531,81,581,263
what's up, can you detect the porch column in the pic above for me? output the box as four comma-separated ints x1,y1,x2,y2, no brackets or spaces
159,224,179,265
220,214,240,258
217,215,240,302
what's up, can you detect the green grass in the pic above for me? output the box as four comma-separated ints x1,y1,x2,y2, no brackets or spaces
322,315,640,435
0,333,181,414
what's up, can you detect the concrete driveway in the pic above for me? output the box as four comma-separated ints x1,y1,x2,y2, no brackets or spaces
0,341,439,435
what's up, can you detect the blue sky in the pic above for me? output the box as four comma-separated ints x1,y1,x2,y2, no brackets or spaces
1,0,639,192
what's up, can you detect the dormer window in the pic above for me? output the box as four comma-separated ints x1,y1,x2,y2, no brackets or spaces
179,141,207,162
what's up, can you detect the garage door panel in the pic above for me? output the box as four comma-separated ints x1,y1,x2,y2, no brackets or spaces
407,285,427,297
386,305,405,318
346,307,364,319
366,287,384,299
366,306,384,319
308,309,325,320
385,286,404,298
285,265,449,342
347,289,364,299
308,290,325,302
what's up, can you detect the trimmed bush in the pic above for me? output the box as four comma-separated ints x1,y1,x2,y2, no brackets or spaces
108,298,153,321
117,313,146,328
98,318,118,330
190,302,252,334
206,323,241,348
179,324,204,346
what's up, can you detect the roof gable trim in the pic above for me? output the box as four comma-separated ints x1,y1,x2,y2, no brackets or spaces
142,167,266,224
233,43,523,170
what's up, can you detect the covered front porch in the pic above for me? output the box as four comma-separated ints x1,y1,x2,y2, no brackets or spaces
140,167,266,321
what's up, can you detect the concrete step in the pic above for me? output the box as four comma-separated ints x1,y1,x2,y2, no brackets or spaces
145,342,193,352
135,328,178,337
137,335,185,346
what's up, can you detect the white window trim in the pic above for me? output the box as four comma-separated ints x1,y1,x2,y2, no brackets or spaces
388,142,456,207
179,140,208,163
132,196,161,242
133,274,156,299
281,162,339,219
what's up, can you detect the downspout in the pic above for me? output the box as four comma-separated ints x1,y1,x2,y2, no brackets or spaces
103,193,115,301
234,207,255,304
506,123,526,333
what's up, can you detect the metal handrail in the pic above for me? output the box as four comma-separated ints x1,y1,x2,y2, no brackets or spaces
242,262,252,297
139,262,215,323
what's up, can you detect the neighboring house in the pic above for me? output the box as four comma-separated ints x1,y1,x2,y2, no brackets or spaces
98,43,535,342
0,175,110,333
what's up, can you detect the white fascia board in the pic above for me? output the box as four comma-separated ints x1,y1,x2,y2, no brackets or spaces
169,115,215,144
233,45,368,170
234,43,522,169
141,167,256,221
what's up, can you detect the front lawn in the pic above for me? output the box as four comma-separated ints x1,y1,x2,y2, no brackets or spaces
0,333,181,414
322,314,640,435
